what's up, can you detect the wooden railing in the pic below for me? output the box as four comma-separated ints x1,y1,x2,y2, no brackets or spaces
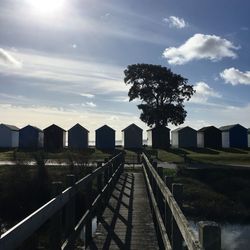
0,152,124,250
142,153,221,250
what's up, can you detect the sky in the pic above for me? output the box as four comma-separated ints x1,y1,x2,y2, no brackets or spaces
0,0,250,140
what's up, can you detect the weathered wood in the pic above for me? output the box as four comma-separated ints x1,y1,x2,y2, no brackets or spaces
142,153,202,250
165,176,173,238
0,153,123,250
85,179,93,247
171,184,183,250
65,175,76,239
143,165,172,250
91,172,160,250
198,221,221,250
49,182,63,250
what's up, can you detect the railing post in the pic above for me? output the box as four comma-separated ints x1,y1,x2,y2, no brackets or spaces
49,182,63,250
171,183,183,250
198,221,221,250
152,161,157,196
164,176,173,237
85,180,93,248
65,175,76,240
157,166,164,218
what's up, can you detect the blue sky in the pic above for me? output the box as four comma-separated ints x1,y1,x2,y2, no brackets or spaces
0,0,250,139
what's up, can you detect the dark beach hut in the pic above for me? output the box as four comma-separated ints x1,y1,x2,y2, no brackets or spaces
147,126,170,149
171,126,197,148
197,126,222,148
220,124,247,148
43,124,66,151
19,125,44,149
122,123,143,149
95,125,115,150
68,123,89,149
0,123,19,148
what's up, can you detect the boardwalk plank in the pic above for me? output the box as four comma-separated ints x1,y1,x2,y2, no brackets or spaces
88,172,159,250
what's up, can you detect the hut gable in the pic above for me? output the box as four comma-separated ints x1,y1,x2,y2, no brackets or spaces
68,123,89,149
122,123,143,149
172,126,197,148
43,124,66,151
95,125,115,149
147,126,170,149
220,124,247,148
0,123,19,148
197,126,222,148
19,125,44,149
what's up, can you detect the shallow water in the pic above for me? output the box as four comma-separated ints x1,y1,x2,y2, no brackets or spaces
190,221,250,250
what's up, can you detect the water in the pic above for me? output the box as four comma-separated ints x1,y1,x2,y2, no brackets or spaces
190,221,250,250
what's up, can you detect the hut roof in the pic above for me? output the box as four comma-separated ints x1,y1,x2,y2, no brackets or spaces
122,123,142,132
198,126,219,132
172,126,196,133
69,123,89,132
44,124,66,132
147,126,170,131
21,125,43,132
96,125,115,132
219,124,243,132
0,123,19,131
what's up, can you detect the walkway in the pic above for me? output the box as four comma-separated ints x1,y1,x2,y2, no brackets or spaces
88,172,159,250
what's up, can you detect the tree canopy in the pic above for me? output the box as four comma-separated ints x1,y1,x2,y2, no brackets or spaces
124,64,195,127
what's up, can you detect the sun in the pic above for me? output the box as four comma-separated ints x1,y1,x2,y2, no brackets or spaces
27,0,65,15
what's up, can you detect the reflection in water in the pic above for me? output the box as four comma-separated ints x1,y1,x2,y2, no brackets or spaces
190,221,250,250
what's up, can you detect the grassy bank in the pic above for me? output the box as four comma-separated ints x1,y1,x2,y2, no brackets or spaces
166,167,250,223
145,147,250,166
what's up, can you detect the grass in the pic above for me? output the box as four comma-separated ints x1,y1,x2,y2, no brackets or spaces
145,147,250,166
0,148,118,163
172,167,250,223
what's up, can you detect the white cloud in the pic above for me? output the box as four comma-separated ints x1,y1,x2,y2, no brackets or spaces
190,81,221,103
220,67,250,85
86,102,97,107
80,93,95,98
163,34,239,65
163,16,187,29
0,103,148,140
0,48,22,68
0,48,129,94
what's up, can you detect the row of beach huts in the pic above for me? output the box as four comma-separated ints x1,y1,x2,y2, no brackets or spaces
0,123,250,151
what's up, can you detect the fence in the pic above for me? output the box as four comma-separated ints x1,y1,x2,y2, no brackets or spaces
142,153,221,250
0,152,124,250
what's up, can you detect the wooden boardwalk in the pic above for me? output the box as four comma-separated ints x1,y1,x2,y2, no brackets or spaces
88,172,159,250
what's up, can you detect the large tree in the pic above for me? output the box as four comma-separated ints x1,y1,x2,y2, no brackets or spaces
124,64,195,127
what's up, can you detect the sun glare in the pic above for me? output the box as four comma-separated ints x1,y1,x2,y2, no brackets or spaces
27,0,65,15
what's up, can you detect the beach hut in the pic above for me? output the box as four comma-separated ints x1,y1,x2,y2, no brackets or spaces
248,129,250,148
43,124,66,151
197,126,222,148
147,126,170,149
220,124,248,148
0,124,19,148
122,123,143,149
172,126,197,148
19,125,44,149
68,123,89,149
95,125,115,150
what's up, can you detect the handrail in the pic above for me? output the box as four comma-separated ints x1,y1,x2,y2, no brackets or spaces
0,152,124,250
142,153,202,250
142,164,172,250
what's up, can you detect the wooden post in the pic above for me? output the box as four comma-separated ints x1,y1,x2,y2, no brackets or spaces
85,180,93,248
65,175,76,239
49,182,63,250
157,166,164,217
198,221,221,250
97,162,104,221
164,176,172,238
171,183,183,250
152,161,158,196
